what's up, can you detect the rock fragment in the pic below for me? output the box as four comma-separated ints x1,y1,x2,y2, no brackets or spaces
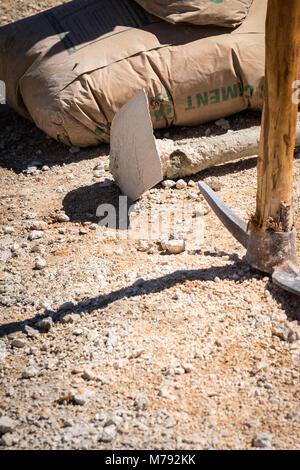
165,239,185,254
0,417,17,435
252,433,274,449
36,317,53,333
22,366,38,378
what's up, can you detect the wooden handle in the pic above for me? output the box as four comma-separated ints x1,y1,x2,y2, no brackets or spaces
254,0,300,232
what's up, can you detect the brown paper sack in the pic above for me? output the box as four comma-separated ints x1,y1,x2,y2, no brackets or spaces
134,0,253,27
0,0,266,147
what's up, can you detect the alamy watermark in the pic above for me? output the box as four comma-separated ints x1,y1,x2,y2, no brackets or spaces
0,80,6,105
96,196,205,250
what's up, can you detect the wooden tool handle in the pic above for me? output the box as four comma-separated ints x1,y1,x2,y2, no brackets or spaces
254,0,300,232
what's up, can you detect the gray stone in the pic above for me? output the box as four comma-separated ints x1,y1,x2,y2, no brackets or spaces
0,417,17,435
11,338,26,348
28,230,44,241
252,432,274,449
37,317,53,333
162,180,176,189
34,258,47,270
3,226,14,234
55,213,70,223
182,363,195,373
105,415,123,427
99,425,116,442
24,325,39,338
165,239,185,254
134,396,148,411
175,179,187,189
273,324,299,343
22,366,38,378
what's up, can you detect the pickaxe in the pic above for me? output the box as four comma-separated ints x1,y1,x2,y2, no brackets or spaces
199,0,300,295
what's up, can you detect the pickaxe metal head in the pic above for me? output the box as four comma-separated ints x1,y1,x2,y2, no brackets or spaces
199,182,300,296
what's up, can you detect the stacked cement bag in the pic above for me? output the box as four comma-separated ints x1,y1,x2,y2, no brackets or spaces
0,0,266,147
134,0,253,27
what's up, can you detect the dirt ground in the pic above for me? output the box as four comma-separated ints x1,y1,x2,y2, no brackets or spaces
0,0,299,451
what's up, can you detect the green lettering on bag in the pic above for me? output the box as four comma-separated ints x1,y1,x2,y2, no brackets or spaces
243,85,254,99
154,109,162,122
185,95,196,111
209,88,220,104
95,126,105,135
222,84,238,101
196,92,209,107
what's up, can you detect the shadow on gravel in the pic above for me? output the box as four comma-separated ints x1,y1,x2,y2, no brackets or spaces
62,181,133,228
0,106,109,173
1,257,299,338
0,106,263,174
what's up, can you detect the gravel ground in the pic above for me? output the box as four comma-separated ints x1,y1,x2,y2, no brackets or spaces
0,0,300,451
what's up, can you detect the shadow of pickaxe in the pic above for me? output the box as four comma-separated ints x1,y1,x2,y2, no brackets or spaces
199,0,300,296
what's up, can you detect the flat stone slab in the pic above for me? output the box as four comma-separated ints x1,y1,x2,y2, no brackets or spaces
109,89,163,201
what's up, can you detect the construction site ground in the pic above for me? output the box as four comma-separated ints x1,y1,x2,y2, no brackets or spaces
0,0,299,451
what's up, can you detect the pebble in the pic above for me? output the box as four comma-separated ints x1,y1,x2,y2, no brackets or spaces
3,226,14,234
272,324,299,343
182,363,194,373
59,389,92,405
252,432,274,449
158,387,175,399
24,325,39,338
134,396,148,411
0,433,19,447
60,314,74,324
0,417,17,434
34,258,47,270
55,213,70,223
215,118,230,130
73,390,92,406
251,360,267,376
93,170,105,178
82,369,96,381
30,221,48,231
205,177,223,192
36,317,53,333
22,366,38,379
59,301,74,311
11,338,26,349
137,240,151,252
94,162,105,171
176,179,187,189
162,180,176,189
165,239,185,254
105,415,123,427
28,231,44,241
73,328,83,336
99,425,116,442
174,367,185,375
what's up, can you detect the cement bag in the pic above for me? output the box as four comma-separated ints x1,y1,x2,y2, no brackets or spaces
134,0,253,27
0,0,266,147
